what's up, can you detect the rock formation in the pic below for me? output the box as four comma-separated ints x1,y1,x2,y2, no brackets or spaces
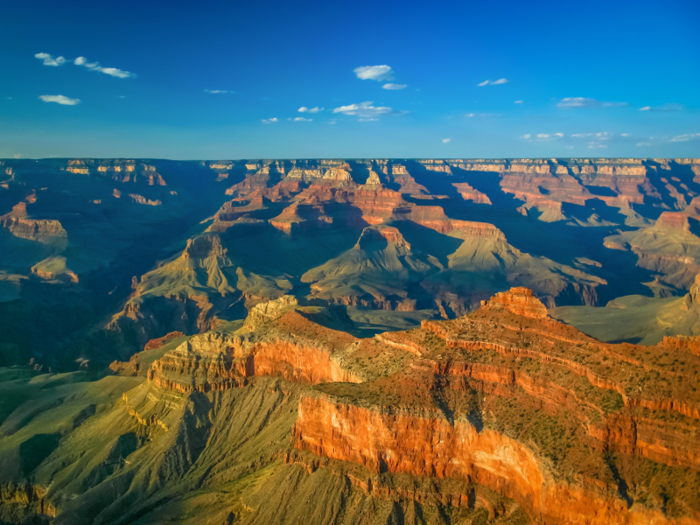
112,288,700,524
3,153,700,525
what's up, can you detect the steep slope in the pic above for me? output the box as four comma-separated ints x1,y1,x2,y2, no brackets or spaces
421,223,605,315
605,212,700,292
302,225,439,310
2,291,700,524
552,273,700,344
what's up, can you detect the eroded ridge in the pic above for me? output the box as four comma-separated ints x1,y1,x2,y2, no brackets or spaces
147,301,365,392
140,289,700,523
288,289,700,524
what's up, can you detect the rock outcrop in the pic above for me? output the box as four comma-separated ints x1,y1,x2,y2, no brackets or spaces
0,202,68,248
148,307,363,392
138,286,700,524
480,287,549,318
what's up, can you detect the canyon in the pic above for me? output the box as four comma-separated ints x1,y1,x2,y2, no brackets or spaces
1,157,700,524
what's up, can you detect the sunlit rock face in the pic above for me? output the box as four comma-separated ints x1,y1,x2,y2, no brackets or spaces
129,288,700,524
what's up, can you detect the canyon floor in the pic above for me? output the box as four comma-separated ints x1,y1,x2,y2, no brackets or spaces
1,157,699,524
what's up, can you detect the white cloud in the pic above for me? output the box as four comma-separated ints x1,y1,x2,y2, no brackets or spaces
333,101,395,118
35,53,66,66
514,100,523,104
205,89,234,94
636,142,651,147
465,112,501,118
442,138,451,144
14,154,21,159
568,132,615,147
477,79,509,87
261,117,278,124
92,66,135,78
382,83,407,90
75,56,136,78
299,106,323,113
557,97,628,108
358,118,378,122
669,133,700,142
354,65,393,81
521,133,567,141
288,117,312,122
39,94,80,106
639,103,684,112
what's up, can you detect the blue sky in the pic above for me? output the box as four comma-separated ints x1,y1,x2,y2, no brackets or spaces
1,0,698,159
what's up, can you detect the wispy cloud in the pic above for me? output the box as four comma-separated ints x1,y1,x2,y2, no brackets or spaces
514,100,523,104
333,101,399,118
288,117,312,122
354,65,393,81
205,89,235,94
465,112,501,118
669,133,700,142
35,52,66,66
39,94,80,106
636,142,651,147
521,130,651,149
358,118,379,122
477,78,509,87
298,106,324,113
382,83,407,90
74,56,135,78
558,97,628,108
261,117,278,124
36,52,135,78
442,138,451,144
570,132,613,140
639,103,684,112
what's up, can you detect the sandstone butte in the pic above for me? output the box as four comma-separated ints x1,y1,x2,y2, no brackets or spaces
139,290,700,525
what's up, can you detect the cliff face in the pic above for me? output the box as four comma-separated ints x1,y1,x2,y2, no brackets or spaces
293,396,685,525
0,202,68,248
480,287,549,318
289,288,699,524
136,289,700,524
148,308,363,392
